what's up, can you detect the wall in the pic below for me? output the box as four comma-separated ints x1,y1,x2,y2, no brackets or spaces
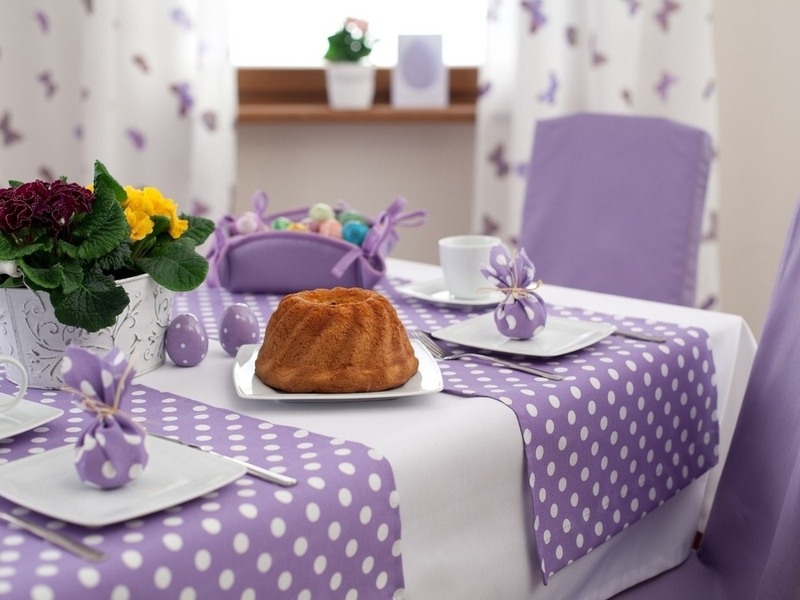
236,2,800,339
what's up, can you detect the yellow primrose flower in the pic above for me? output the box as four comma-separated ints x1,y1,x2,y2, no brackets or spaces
123,185,188,240
125,207,154,241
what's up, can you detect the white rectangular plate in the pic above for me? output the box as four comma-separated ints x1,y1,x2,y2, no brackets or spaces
432,314,616,358
0,400,63,441
233,340,444,402
395,277,506,307
0,436,245,527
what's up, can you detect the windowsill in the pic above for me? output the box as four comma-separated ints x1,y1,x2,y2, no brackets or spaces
237,68,477,124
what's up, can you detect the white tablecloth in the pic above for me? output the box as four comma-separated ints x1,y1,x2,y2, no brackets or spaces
143,258,757,600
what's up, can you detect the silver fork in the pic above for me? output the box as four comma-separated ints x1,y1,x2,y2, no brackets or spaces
0,511,107,562
413,330,564,381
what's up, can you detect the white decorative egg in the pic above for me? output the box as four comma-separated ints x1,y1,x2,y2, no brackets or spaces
219,303,260,356
165,313,208,367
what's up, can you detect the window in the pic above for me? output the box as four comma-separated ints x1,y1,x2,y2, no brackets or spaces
227,0,487,68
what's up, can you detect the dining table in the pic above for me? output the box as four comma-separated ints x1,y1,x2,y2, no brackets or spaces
0,257,757,600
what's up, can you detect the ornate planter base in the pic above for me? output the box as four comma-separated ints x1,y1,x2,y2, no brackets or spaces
0,274,174,389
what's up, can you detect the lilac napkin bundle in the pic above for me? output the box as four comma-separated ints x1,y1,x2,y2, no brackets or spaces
481,245,547,340
61,347,149,490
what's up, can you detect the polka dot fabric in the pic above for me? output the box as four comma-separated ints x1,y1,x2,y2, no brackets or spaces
175,281,718,581
0,382,404,599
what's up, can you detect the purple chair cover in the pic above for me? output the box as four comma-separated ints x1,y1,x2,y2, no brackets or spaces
518,112,712,306
612,199,800,599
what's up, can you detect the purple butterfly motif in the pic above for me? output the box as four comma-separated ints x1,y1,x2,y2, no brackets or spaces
521,0,547,34
702,79,716,100
126,128,146,150
170,82,193,117
621,88,634,106
132,54,149,73
489,143,510,177
34,10,49,33
171,8,193,31
655,71,678,101
655,0,680,32
201,111,217,131
487,0,503,21
537,71,559,104
37,71,57,98
622,0,641,16
82,0,93,14
74,125,84,140
478,81,492,98
482,214,500,237
0,112,22,145
565,25,578,47
191,199,210,217
703,211,718,242
38,167,55,181
589,35,607,66
515,162,530,179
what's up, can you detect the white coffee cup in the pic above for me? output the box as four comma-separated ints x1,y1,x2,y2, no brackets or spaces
0,356,27,414
439,235,502,299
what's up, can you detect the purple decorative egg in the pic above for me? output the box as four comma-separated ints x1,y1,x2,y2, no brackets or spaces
166,313,208,367
219,303,261,356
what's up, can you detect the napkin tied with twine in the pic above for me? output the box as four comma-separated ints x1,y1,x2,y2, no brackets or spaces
62,347,149,489
481,245,547,340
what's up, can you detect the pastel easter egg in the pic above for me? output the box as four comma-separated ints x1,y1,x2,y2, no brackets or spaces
286,221,308,231
233,211,263,235
338,210,368,225
318,218,342,238
342,221,369,246
166,313,208,367
219,303,261,356
308,202,335,222
271,216,292,230
301,217,321,233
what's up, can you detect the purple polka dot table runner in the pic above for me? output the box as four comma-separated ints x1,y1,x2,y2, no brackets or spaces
174,281,719,582
0,382,404,599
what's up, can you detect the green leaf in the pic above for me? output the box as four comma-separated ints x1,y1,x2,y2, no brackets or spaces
18,260,64,289
149,215,171,238
0,234,47,260
95,242,132,272
59,259,85,295
180,215,215,247
134,242,209,291
69,194,129,260
51,271,129,333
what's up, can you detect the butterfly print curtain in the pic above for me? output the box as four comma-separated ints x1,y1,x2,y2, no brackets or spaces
474,0,720,308
0,0,236,224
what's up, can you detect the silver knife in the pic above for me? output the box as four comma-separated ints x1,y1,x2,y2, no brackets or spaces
149,432,297,487
613,329,667,343
0,511,107,562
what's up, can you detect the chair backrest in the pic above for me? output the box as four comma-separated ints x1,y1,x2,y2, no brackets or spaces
518,112,712,306
695,198,800,599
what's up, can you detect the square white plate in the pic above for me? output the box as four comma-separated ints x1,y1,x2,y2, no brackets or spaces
233,340,444,402
432,314,616,358
395,277,505,307
0,436,245,527
0,400,63,441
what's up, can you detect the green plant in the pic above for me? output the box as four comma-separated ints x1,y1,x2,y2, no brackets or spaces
324,17,375,62
0,160,214,332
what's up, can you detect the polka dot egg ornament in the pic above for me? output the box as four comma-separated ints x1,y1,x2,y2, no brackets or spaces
61,346,149,490
219,303,261,356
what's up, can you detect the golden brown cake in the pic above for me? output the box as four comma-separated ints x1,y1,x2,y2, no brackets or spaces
255,287,419,393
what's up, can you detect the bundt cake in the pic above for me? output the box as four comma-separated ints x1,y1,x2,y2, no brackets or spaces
255,287,419,393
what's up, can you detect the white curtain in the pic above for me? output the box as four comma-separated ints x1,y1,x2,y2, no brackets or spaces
474,0,720,308
0,0,236,224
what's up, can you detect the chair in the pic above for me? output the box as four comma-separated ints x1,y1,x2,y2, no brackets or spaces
611,198,800,599
518,112,713,306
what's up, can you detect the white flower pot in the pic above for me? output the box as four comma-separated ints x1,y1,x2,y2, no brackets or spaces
325,61,376,110
0,274,174,389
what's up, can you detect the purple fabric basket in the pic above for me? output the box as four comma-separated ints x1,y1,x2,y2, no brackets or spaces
207,194,425,294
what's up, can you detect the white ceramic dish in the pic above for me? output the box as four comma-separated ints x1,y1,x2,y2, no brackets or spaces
0,436,245,527
432,314,616,358
233,340,444,402
395,277,505,307
0,400,63,441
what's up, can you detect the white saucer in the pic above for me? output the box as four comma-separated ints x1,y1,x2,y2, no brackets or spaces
395,278,505,307
0,436,245,527
233,340,444,402
432,314,617,358
0,400,63,441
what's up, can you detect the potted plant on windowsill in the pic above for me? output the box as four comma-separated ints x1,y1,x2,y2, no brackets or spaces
324,17,377,110
0,160,214,387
